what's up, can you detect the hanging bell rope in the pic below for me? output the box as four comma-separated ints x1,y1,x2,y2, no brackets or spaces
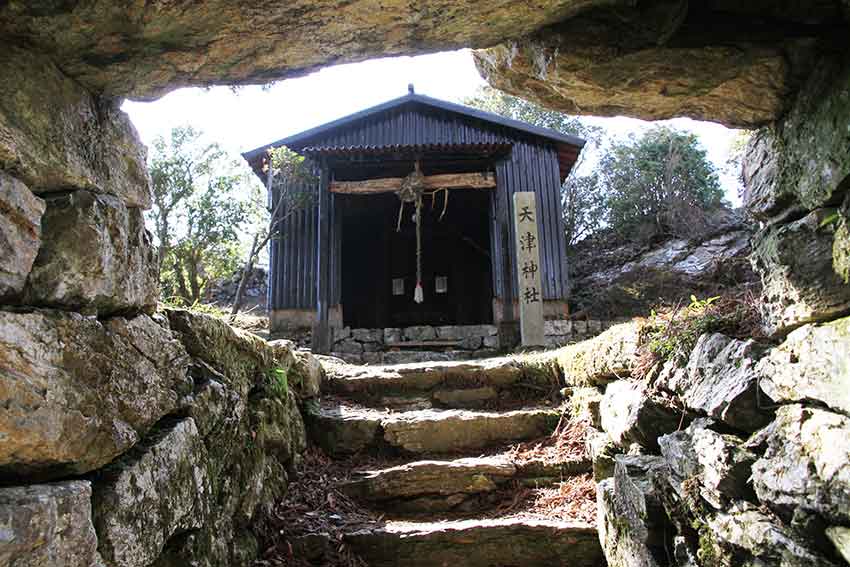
413,195,424,303
395,160,426,303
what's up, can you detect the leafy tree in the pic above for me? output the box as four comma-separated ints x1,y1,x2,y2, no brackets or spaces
599,126,724,240
147,126,254,304
230,146,316,316
463,86,604,245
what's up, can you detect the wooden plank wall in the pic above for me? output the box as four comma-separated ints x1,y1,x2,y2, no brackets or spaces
269,104,571,314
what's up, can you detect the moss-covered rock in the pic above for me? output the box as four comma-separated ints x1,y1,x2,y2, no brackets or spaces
752,405,850,525
165,308,277,396
552,321,643,386
0,481,102,567
23,190,158,315
0,46,149,206
0,172,44,300
751,209,850,336
758,316,850,415
0,310,191,481
92,418,211,567
473,3,831,128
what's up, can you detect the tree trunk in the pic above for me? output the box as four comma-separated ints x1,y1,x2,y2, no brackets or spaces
230,233,259,317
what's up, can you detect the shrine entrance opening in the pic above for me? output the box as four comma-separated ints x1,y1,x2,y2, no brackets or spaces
339,189,493,329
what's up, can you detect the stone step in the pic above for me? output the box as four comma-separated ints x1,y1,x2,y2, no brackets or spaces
322,356,557,408
305,402,562,456
343,518,603,567
340,454,591,516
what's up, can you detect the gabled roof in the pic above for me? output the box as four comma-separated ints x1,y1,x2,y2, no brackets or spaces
241,92,586,165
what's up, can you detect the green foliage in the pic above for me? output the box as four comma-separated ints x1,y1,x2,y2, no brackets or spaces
599,126,725,240
268,367,289,399
147,126,258,303
463,87,604,245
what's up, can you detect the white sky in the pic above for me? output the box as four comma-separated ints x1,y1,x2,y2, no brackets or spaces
123,49,744,206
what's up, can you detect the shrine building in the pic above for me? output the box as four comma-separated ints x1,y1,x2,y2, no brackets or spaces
243,86,585,352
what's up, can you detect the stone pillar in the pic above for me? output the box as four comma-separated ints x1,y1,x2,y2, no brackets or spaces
513,192,545,346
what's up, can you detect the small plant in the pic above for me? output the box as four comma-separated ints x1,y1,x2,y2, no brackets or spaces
635,290,765,379
268,367,289,399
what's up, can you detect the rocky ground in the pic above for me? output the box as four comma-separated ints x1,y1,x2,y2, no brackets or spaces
569,208,757,319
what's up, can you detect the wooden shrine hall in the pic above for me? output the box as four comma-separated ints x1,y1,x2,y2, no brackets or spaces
243,86,585,351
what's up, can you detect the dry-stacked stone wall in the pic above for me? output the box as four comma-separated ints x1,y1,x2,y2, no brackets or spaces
328,319,628,364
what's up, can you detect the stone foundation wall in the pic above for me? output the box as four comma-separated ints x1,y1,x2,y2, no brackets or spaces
328,319,627,364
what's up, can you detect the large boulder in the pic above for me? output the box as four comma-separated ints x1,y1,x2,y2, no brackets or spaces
0,481,102,567
554,321,642,386
92,418,211,567
706,502,840,567
751,209,850,336
0,172,44,299
658,419,756,509
23,191,158,315
659,333,771,432
751,405,850,524
600,380,683,450
742,57,850,221
165,308,278,396
473,2,831,128
0,0,619,100
0,310,191,480
0,47,150,206
597,455,670,567
758,317,850,415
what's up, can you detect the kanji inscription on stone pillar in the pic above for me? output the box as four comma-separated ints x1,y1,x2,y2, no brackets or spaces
513,192,545,346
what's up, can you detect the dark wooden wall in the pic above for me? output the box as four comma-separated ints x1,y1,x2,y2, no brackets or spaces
268,102,569,321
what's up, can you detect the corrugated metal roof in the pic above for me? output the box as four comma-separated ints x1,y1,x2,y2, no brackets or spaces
300,142,513,156
242,92,585,162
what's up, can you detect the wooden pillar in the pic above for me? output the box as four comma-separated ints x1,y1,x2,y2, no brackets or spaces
513,192,545,346
312,164,331,353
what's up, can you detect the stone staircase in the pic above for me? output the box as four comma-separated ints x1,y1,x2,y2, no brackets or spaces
297,355,605,566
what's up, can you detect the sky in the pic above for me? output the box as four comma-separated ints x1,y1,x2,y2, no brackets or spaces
123,49,744,205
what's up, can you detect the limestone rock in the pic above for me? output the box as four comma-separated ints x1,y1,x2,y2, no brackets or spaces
600,380,683,450
827,526,850,565
432,386,498,408
707,502,840,567
165,307,277,396
567,386,603,428
341,457,516,504
660,333,770,432
597,455,669,567
473,2,826,128
752,405,850,524
658,419,756,509
305,402,384,456
382,407,559,454
290,349,325,398
93,418,212,567
0,1,620,100
325,355,545,401
0,172,44,299
554,321,642,386
758,317,850,415
0,481,101,567
345,519,602,567
352,328,383,343
587,427,620,481
0,47,150,206
0,310,191,480
405,325,436,341
743,57,850,221
24,191,158,315
751,210,850,336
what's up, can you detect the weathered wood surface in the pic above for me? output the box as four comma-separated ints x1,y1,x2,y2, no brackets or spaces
330,172,495,194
